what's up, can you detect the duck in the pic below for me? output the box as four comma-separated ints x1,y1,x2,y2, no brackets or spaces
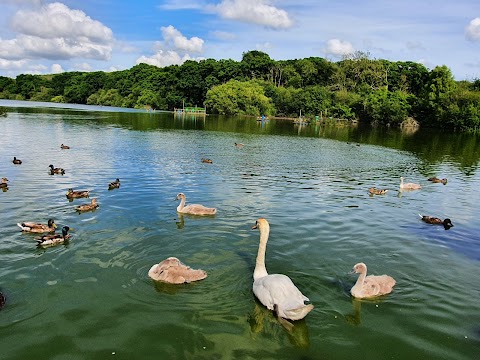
175,193,217,215
235,142,244,149
17,218,56,233
60,144,70,149
66,188,89,199
12,157,22,165
419,214,454,230
0,291,5,309
428,177,447,185
108,178,120,190
75,198,99,212
0,177,8,189
36,226,71,247
49,164,65,175
399,177,421,190
368,187,388,195
201,158,213,164
349,262,396,299
148,257,207,284
251,218,314,325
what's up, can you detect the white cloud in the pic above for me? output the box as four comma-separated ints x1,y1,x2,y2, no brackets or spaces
161,25,204,53
136,50,204,67
0,2,113,61
72,62,93,72
0,58,27,70
465,17,480,41
51,63,64,73
211,0,293,29
136,25,205,68
324,39,355,57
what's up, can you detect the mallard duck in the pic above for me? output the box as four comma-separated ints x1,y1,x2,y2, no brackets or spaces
0,177,8,189
108,178,120,190
349,262,396,299
368,187,388,195
235,142,244,149
252,218,314,326
419,214,454,230
12,157,22,165
49,164,65,175
201,158,213,164
17,218,56,233
175,193,217,215
66,188,89,199
75,198,99,212
428,177,447,185
399,177,421,190
148,257,207,284
60,144,70,149
36,226,71,247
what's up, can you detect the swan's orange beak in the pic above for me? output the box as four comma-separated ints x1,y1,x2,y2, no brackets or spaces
251,223,258,230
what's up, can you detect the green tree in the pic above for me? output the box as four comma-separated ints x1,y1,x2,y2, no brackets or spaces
205,80,274,116
362,89,410,125
418,65,457,127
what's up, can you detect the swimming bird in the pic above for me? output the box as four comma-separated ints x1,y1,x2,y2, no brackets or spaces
349,262,396,299
0,177,8,189
428,177,447,185
108,178,120,190
175,193,217,215
368,187,388,195
399,177,421,190
49,164,65,175
66,188,89,199
75,198,99,212
12,157,22,165
148,257,207,284
36,226,71,247
17,218,56,233
235,142,244,149
419,214,454,230
201,158,213,164
251,218,314,325
60,144,70,149
0,291,5,309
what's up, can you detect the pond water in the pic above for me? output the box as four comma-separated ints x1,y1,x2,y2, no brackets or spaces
1,101,479,360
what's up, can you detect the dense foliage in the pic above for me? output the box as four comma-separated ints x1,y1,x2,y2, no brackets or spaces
1,51,480,130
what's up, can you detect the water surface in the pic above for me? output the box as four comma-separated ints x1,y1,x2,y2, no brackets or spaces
0,103,479,359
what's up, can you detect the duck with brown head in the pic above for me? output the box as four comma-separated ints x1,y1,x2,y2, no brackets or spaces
419,214,454,230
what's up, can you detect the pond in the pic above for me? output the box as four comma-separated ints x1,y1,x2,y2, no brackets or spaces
1,101,479,359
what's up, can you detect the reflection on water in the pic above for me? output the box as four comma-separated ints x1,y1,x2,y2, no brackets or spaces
1,102,480,360
248,302,311,349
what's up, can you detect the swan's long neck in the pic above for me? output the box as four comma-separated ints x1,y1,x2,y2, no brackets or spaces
254,222,269,280
353,268,367,290
177,197,186,212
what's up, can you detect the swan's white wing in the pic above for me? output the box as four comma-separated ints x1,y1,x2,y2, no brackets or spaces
253,274,309,314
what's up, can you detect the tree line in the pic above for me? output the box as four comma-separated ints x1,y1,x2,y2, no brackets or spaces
1,50,480,130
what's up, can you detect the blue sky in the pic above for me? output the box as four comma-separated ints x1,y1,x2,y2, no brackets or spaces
0,0,479,80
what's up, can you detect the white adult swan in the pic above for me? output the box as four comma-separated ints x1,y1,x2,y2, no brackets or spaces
175,193,217,215
252,218,314,325
399,177,421,190
349,262,396,299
